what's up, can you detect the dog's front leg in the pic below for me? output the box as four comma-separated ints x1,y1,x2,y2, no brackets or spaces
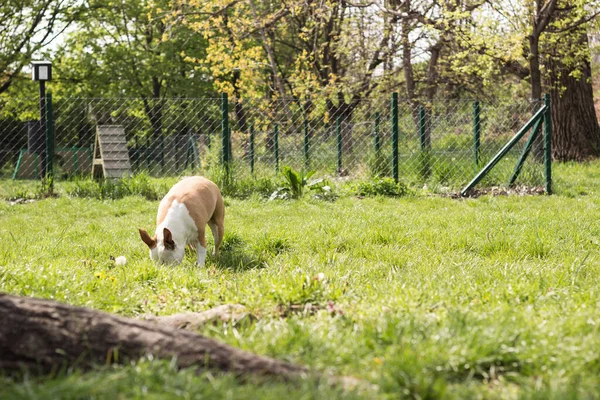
196,232,207,266
196,244,207,266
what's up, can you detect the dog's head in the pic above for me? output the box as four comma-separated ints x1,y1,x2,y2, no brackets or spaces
139,227,185,265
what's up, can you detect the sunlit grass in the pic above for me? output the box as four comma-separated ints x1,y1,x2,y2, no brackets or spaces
1,160,600,398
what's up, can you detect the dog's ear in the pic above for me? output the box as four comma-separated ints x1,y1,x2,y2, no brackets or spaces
163,228,175,250
139,228,157,249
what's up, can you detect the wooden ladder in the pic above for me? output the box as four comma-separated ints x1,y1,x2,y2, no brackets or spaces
92,125,132,179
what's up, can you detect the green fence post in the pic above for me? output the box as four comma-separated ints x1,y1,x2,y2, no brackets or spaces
250,125,255,175
228,127,232,165
419,105,426,150
419,104,432,179
304,118,309,169
391,92,399,182
473,101,481,171
508,117,542,186
374,112,381,153
12,150,24,180
336,116,343,174
45,92,54,188
274,124,279,172
221,93,230,177
544,94,552,194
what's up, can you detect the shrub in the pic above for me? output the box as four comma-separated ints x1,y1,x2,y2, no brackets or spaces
279,165,315,199
66,173,168,200
368,151,391,178
206,163,279,199
351,177,411,197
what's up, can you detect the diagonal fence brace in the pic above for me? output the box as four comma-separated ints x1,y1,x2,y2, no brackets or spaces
508,117,542,186
460,104,547,196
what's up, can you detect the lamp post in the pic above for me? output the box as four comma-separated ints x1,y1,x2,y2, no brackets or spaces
31,61,52,179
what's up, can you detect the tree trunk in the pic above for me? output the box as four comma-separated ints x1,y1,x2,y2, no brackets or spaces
0,293,320,381
401,15,415,101
529,34,543,101
143,96,164,170
549,34,600,161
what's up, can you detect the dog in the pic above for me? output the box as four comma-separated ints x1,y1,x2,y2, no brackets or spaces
139,176,224,266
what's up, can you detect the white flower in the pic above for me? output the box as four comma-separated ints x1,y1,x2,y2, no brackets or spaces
115,256,127,266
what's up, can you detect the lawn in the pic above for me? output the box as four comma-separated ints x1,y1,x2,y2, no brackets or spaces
1,161,600,399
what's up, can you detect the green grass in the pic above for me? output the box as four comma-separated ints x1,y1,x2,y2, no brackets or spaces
2,161,600,398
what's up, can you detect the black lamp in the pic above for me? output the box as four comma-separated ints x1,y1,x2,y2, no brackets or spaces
31,60,53,178
31,61,52,82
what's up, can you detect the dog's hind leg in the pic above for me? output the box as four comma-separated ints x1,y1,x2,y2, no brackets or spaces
209,195,225,257
208,222,222,258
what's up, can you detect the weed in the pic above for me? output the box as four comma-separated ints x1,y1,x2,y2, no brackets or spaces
351,177,411,197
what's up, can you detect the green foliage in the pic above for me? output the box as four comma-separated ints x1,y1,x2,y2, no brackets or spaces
1,358,356,400
271,272,334,307
351,177,411,197
269,165,335,201
37,176,56,198
0,0,82,95
208,164,279,199
279,165,315,199
418,151,432,181
367,150,391,178
52,0,215,99
66,173,169,200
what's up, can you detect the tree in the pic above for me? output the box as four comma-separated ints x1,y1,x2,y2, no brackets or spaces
53,0,216,158
447,0,600,161
177,0,402,99
548,32,600,160
0,0,82,94
56,0,213,99
175,0,407,160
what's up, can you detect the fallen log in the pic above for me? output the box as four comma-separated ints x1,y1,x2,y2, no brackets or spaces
0,293,306,380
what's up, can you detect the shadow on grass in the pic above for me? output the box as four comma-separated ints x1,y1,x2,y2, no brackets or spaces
213,246,268,272
212,232,268,272
183,232,291,272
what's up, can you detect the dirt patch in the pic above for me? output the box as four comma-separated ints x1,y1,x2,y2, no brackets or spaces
446,186,546,199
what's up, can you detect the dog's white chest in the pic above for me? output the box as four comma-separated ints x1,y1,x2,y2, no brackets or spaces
157,200,197,244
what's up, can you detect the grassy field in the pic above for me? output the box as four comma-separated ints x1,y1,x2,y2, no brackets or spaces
1,161,600,399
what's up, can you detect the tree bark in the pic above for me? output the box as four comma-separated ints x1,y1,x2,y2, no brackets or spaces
0,293,311,380
549,33,600,161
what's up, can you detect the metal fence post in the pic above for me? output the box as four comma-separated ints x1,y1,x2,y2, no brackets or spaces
228,127,232,166
45,92,54,185
473,101,481,171
336,116,342,174
419,105,426,150
374,112,381,153
221,93,230,171
391,92,399,182
304,117,309,168
544,94,552,194
250,124,255,175
274,124,279,172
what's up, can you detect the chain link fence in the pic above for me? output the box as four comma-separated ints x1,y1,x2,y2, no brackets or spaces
0,94,549,194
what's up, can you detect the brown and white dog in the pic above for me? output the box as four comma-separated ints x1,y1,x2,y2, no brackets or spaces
138,176,224,266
